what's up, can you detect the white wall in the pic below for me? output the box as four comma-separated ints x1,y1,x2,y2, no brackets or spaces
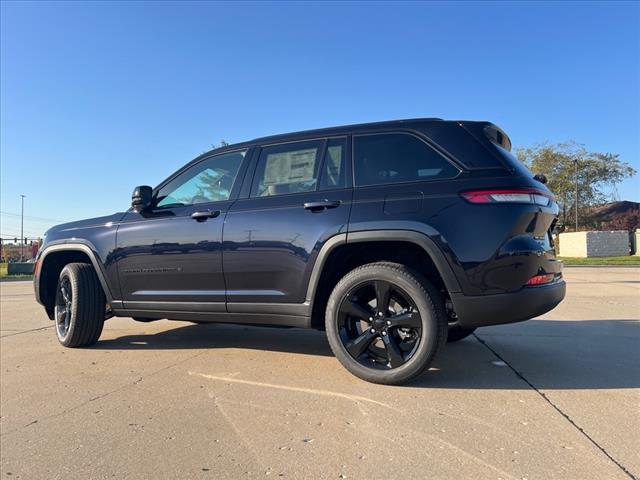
559,231,629,257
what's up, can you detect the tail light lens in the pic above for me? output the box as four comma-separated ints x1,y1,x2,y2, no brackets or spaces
525,273,555,286
461,188,552,206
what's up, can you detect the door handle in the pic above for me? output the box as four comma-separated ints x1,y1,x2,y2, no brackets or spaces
303,200,341,212
191,210,221,222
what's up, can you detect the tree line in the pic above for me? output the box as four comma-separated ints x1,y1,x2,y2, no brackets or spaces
516,142,637,231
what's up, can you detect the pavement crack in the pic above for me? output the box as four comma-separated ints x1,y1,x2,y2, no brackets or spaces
0,325,53,338
473,333,637,480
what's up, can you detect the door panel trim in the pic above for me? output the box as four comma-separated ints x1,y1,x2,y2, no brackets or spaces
131,290,226,296
122,300,226,313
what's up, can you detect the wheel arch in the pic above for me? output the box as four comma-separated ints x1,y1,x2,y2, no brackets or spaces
36,243,113,318
306,230,461,329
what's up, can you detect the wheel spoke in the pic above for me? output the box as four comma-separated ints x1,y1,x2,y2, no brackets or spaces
374,281,391,315
60,286,70,303
341,300,373,322
382,333,405,368
345,329,377,358
388,311,421,329
56,308,66,322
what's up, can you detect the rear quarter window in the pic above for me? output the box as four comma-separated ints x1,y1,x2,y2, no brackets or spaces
354,133,459,187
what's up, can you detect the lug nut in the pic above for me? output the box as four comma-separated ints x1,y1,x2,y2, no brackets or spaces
368,317,373,321
378,312,384,316
386,320,391,326
370,328,376,333
382,331,387,336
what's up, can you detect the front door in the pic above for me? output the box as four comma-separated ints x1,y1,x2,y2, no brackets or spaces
115,149,249,310
223,137,352,308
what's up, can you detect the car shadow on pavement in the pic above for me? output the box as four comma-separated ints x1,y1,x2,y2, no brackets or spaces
418,318,639,390
94,318,639,390
95,322,335,357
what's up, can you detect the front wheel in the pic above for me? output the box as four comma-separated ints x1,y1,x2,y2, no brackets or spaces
54,263,106,347
325,262,447,385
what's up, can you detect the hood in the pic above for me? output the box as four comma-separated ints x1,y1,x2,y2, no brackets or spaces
43,212,127,245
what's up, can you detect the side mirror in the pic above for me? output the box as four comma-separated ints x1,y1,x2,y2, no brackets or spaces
131,185,152,211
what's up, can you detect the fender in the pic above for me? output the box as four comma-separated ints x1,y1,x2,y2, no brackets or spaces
36,241,116,305
305,229,462,309
304,233,347,305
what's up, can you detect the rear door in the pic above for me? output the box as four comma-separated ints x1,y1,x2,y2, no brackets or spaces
223,137,352,307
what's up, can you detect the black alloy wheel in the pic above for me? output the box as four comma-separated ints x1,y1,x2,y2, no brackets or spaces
55,276,73,340
325,262,447,385
337,279,422,369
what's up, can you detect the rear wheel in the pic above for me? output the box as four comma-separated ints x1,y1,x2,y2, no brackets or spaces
325,262,447,385
54,263,105,347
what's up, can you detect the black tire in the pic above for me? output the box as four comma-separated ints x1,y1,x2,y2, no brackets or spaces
325,262,447,385
447,325,476,343
54,263,106,347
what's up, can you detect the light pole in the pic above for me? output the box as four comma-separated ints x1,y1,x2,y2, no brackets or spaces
20,194,26,261
573,160,578,231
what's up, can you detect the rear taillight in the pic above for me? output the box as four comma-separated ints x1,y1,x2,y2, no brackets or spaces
461,188,552,206
525,273,555,286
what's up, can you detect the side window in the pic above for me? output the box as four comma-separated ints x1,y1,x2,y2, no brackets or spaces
353,133,459,187
155,150,246,208
252,140,323,197
319,138,347,190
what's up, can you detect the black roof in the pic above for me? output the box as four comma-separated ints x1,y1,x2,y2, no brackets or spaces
205,117,449,157
175,117,504,181
249,117,445,145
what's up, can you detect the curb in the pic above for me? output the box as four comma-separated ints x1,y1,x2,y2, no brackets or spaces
562,265,640,268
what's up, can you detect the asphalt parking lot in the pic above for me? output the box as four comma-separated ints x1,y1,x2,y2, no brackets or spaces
1,267,638,479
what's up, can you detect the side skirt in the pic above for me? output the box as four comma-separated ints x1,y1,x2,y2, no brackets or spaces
111,309,311,329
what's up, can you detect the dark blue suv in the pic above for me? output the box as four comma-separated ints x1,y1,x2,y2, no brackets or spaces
34,118,565,384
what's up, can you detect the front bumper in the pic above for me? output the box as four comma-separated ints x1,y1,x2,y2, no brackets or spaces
33,254,43,306
450,280,566,328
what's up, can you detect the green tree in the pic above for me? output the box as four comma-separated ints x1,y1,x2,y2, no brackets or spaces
211,139,230,149
516,142,636,230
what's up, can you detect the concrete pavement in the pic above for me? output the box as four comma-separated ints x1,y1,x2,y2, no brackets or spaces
1,267,638,479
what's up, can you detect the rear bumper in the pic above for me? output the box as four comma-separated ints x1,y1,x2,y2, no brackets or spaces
450,280,566,328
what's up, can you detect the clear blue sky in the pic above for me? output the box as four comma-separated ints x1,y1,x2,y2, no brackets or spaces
1,1,638,239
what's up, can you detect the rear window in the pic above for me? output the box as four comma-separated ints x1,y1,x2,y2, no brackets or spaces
353,133,459,187
319,138,347,190
252,140,323,197
411,122,508,169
